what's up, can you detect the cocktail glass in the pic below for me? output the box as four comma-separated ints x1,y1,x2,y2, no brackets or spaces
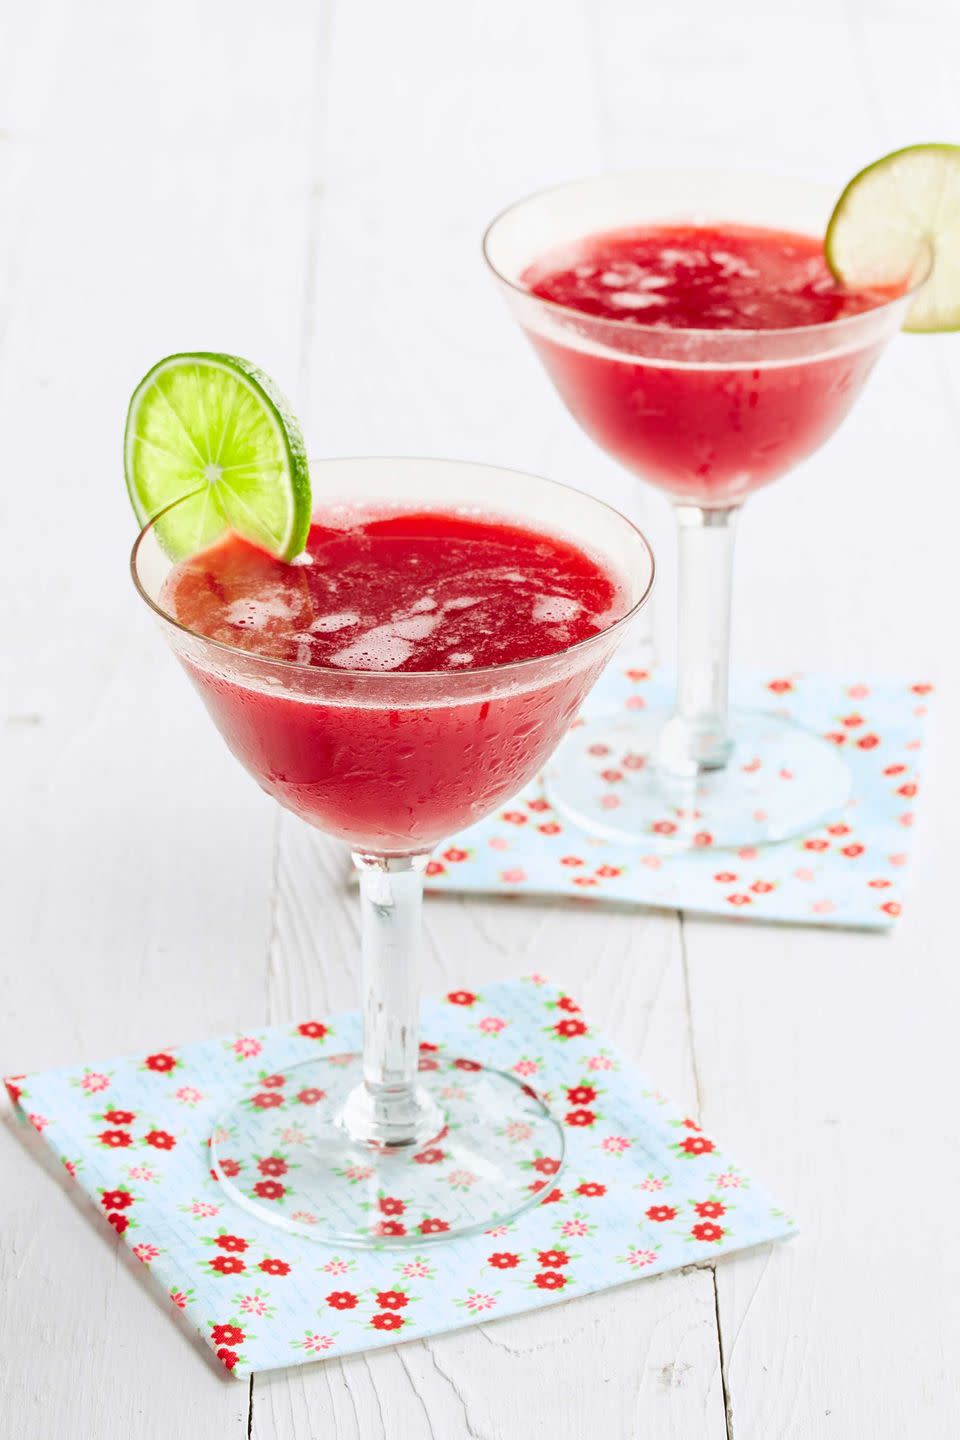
484,170,920,849
131,457,654,1245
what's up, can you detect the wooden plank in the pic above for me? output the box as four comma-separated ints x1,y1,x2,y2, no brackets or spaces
696,5,960,1435
1,2,323,1435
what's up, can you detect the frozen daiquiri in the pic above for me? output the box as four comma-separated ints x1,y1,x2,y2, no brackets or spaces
165,505,626,853
523,221,902,507
485,149,952,848
127,352,654,1245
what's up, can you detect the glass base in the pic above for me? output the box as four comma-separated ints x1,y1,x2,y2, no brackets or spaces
543,708,852,850
210,1055,565,1247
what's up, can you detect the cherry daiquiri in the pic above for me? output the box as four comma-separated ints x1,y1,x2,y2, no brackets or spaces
524,223,903,505
166,508,624,853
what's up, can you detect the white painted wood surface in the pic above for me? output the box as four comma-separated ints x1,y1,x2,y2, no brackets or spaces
2,1,959,1435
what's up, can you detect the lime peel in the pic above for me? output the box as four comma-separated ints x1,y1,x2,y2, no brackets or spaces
124,353,311,560
825,143,960,334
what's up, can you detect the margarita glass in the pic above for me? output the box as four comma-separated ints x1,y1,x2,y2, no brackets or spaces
132,457,653,1245
484,171,919,849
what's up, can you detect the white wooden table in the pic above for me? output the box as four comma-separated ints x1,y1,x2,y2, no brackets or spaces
3,2,959,1435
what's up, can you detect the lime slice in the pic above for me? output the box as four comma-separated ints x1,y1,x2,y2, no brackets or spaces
125,353,311,559
825,144,960,333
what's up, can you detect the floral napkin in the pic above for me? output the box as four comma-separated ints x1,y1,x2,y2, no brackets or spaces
427,670,931,928
6,977,792,1375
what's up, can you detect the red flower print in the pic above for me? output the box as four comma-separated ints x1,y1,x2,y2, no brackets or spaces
572,876,598,888
261,1073,285,1088
714,872,737,884
911,683,933,695
651,820,677,836
413,1148,444,1165
881,901,902,918
102,1109,135,1125
841,844,865,858
726,894,752,907
454,1057,481,1072
106,1211,128,1234
327,1290,358,1309
419,1217,449,1234
803,839,829,852
251,1091,283,1109
560,855,584,867
211,1323,245,1347
216,1348,238,1371
145,1053,176,1073
767,679,793,695
897,782,918,798
259,1257,291,1276
418,1053,439,1071
884,763,906,776
825,732,846,745
840,713,863,728
218,1158,241,1177
502,810,527,824
868,878,891,889
691,1221,725,1243
826,823,850,836
297,1087,325,1105
379,1195,405,1216
210,1255,245,1275
565,1108,596,1127
420,1041,439,1052
646,1205,677,1222
601,768,623,783
447,991,477,1006
576,1181,606,1198
100,1189,132,1210
257,1156,288,1177
750,881,774,894
373,1220,407,1237
682,1117,701,1130
532,1155,561,1176
375,1289,409,1311
215,1234,248,1253
857,734,880,750
488,1252,520,1269
371,1312,404,1331
533,1270,567,1290
539,822,562,835
253,1180,285,1201
537,1249,569,1267
529,1180,546,1193
554,1018,587,1039
557,996,582,1013
679,1135,715,1156
694,1200,726,1219
542,1188,563,1204
144,1129,175,1150
626,668,649,682
566,1085,597,1105
424,860,446,877
297,1021,328,1040
443,847,469,862
99,1129,132,1148
595,864,621,878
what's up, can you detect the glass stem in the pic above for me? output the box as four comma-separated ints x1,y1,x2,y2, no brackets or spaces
657,503,739,778
341,852,442,1150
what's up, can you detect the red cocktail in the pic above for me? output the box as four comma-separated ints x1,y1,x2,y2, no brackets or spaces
485,172,917,847
165,508,624,853
523,222,899,508
132,457,653,1245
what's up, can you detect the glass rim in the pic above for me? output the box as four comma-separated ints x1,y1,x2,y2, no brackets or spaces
481,166,930,342
129,454,656,684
